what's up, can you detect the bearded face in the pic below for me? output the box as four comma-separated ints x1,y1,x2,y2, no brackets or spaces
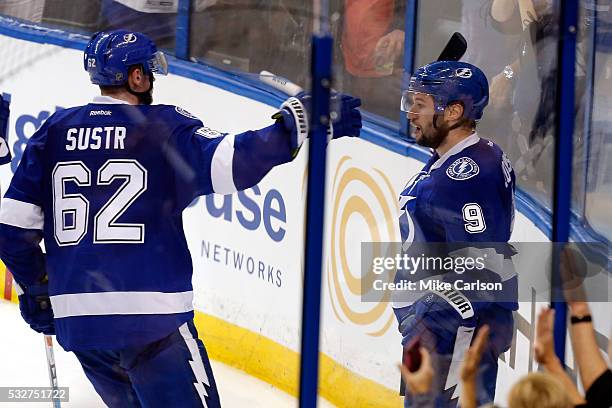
406,93,451,149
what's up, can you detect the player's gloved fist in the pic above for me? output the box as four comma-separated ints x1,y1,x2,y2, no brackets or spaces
274,92,362,152
329,93,362,139
15,276,55,335
396,290,476,354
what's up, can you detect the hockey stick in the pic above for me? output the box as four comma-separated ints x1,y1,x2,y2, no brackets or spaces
43,335,61,408
259,70,304,96
436,32,467,62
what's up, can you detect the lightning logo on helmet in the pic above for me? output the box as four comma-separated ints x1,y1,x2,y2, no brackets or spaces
455,68,472,78
116,33,138,47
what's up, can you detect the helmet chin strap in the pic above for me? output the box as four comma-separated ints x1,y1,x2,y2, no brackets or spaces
125,72,154,105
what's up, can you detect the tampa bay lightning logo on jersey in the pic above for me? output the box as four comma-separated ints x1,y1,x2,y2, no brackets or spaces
175,106,199,120
446,157,479,181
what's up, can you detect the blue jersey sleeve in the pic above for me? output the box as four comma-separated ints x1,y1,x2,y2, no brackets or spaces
170,109,292,198
0,93,11,165
0,118,48,286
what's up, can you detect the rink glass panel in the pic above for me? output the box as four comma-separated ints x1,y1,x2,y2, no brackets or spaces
187,1,313,92
579,1,612,241
569,0,612,380
0,0,178,54
0,0,609,406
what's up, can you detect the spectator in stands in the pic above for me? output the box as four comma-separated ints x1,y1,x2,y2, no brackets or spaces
398,346,434,406
507,372,574,408
534,307,586,406
560,247,612,408
0,0,45,22
460,0,522,150
459,320,577,408
341,0,403,79
339,0,405,118
459,325,491,408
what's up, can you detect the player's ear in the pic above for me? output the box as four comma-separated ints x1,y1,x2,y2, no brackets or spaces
127,66,146,90
133,66,144,82
445,102,464,122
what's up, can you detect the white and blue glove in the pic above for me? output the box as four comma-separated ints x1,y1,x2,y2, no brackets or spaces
274,92,362,152
395,290,477,353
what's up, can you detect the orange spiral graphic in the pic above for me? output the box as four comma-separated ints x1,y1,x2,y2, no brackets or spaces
326,156,398,337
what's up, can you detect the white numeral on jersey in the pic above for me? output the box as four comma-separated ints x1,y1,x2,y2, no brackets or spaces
462,203,486,234
94,160,147,244
52,160,148,246
52,162,91,246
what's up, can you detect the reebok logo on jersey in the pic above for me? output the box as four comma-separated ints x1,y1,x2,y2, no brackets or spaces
90,110,112,116
175,107,199,120
195,126,226,139
446,157,479,181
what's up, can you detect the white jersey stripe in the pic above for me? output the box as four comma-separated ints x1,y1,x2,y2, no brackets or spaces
179,323,210,407
0,198,44,230
50,291,194,318
445,325,475,399
210,134,237,194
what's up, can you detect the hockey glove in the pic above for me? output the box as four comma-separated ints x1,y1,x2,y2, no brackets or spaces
15,275,55,335
395,289,476,354
274,92,362,152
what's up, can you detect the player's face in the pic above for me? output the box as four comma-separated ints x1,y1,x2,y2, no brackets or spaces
406,94,447,149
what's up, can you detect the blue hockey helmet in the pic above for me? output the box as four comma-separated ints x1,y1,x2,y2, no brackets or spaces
401,61,489,121
84,30,168,86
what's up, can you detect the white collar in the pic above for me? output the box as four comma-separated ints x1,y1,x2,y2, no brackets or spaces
430,132,480,170
92,95,129,105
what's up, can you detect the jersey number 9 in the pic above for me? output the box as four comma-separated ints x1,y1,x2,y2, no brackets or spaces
462,203,486,234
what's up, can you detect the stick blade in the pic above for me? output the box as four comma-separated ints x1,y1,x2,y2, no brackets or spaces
437,32,467,62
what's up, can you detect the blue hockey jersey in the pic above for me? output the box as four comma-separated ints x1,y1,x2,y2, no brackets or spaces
0,95,292,351
394,133,518,310
395,133,518,406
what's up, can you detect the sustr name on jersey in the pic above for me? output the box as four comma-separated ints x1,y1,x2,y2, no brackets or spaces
65,126,127,151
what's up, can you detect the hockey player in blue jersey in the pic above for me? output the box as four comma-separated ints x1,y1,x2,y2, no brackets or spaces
395,61,517,407
0,30,361,407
